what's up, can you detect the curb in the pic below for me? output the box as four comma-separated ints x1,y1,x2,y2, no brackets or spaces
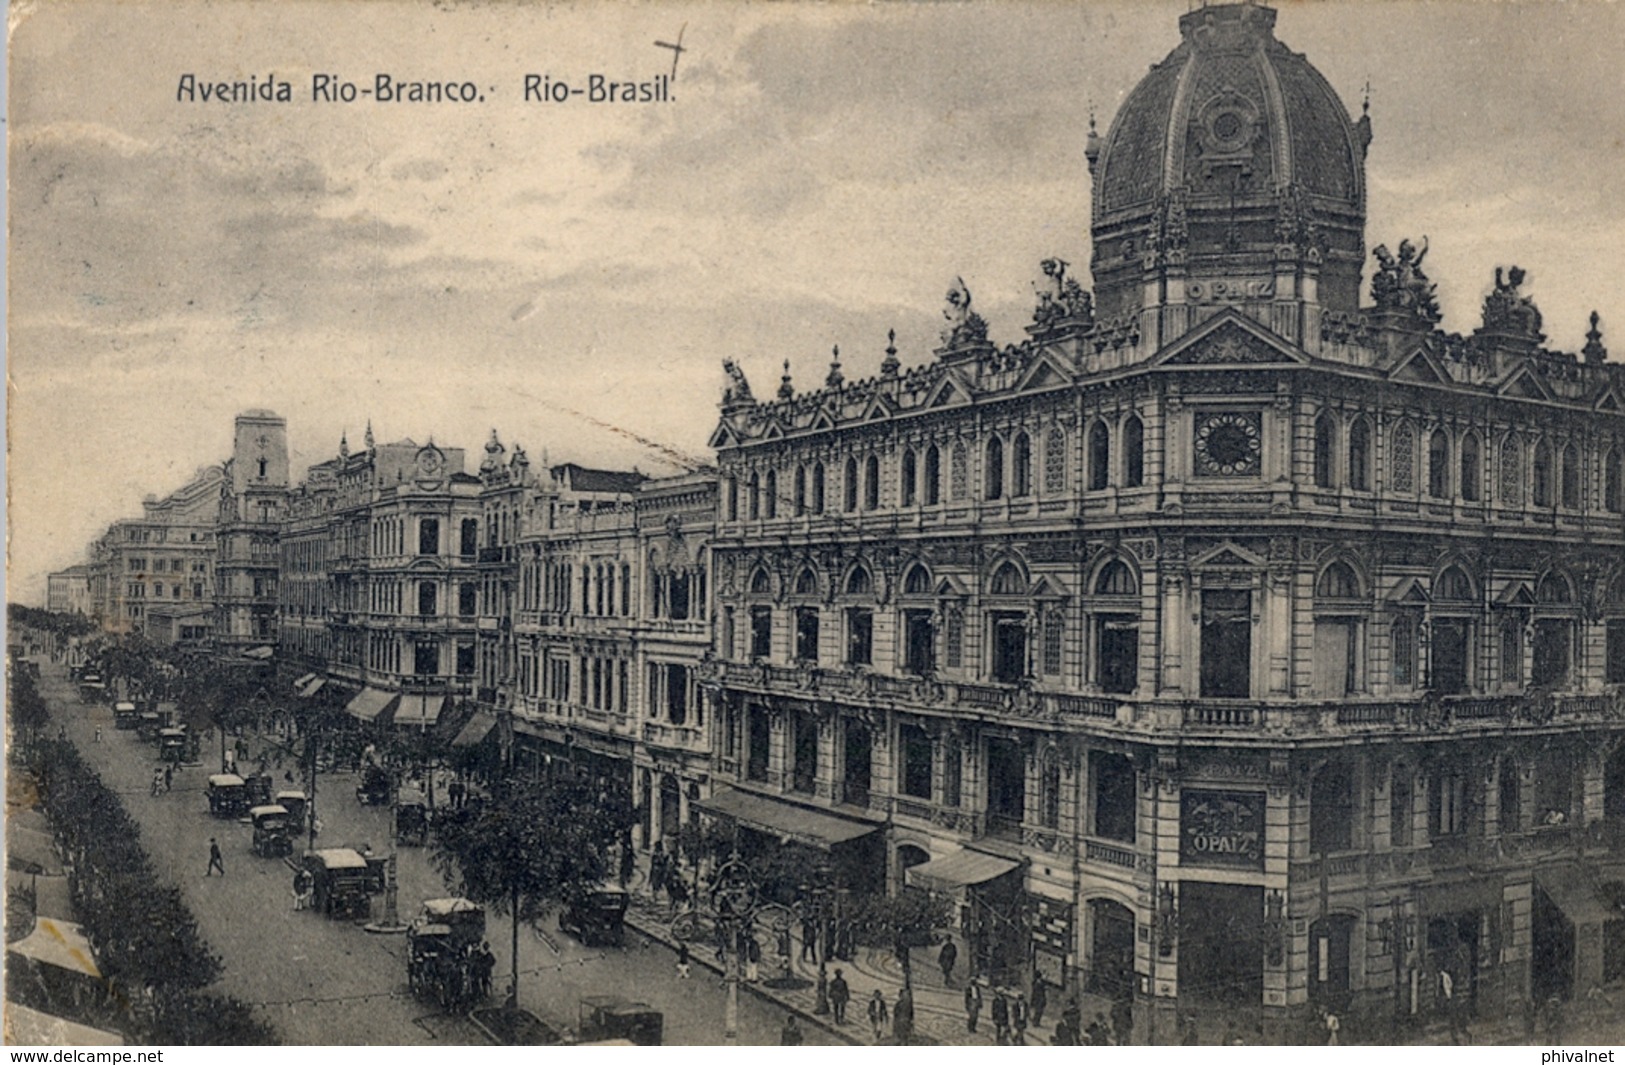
622,908,864,1046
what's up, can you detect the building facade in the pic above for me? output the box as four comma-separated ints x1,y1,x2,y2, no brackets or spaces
46,565,91,616
86,466,223,637
704,1,1625,1041
214,409,290,655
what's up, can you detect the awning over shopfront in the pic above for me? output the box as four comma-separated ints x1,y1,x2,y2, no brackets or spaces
394,695,446,728
293,673,317,690
297,677,326,699
1535,868,1617,927
512,719,569,747
4,1003,124,1046
697,788,880,849
242,645,274,660
8,827,63,876
905,848,1021,894
451,711,498,748
346,687,399,723
7,919,101,978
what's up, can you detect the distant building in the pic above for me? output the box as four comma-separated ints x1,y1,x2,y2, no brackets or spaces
214,409,289,657
86,466,222,636
45,565,90,616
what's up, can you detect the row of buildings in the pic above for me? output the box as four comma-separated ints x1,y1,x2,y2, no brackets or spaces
48,2,1625,1043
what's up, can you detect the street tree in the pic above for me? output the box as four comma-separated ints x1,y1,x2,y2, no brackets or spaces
431,771,633,1009
846,888,954,989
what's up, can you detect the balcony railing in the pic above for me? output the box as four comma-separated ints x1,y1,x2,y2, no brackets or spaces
1084,838,1140,870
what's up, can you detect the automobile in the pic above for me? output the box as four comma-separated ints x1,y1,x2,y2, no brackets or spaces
418,898,485,949
277,790,308,832
356,764,391,805
78,675,107,703
396,795,430,846
157,728,188,763
205,773,249,818
577,996,663,1046
302,848,373,920
244,773,274,807
558,887,630,947
135,711,163,742
113,701,139,730
250,804,293,858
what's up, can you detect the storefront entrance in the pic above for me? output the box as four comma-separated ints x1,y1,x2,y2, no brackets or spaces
1087,898,1136,1000
1425,912,1480,1017
1178,881,1262,1006
1532,885,1574,1004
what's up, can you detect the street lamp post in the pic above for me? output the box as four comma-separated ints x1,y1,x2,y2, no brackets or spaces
366,764,409,934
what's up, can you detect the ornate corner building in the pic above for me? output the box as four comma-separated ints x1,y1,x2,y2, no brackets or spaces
705,2,1625,1041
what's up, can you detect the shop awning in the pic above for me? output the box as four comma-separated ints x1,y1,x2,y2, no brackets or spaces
346,687,399,723
242,645,274,660
293,672,317,690
8,827,63,876
4,1003,124,1046
697,788,880,849
394,695,445,728
7,918,101,978
297,677,326,698
512,719,569,747
451,711,498,748
1535,868,1617,927
906,848,1021,893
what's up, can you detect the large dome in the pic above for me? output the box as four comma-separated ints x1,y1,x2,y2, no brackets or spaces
1087,3,1371,320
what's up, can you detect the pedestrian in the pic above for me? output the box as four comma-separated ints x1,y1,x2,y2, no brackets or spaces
1062,998,1082,1042
964,979,983,1033
205,838,224,877
1179,1013,1199,1045
866,989,888,1042
1322,1006,1341,1046
992,989,1010,1044
58,725,66,742
1111,996,1133,1046
619,839,636,888
1012,990,1029,1044
668,873,690,917
1052,1016,1074,1046
151,769,164,798
1440,968,1469,1044
938,937,958,986
893,987,914,1046
478,942,496,998
650,842,668,900
1085,1014,1109,1046
676,939,691,980
746,933,762,982
780,1015,803,1046
291,869,305,910
94,725,102,743
800,917,818,962
1031,977,1048,1028
829,967,850,1024
164,765,173,792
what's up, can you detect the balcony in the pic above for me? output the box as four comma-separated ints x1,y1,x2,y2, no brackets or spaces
641,721,707,752
1084,837,1143,871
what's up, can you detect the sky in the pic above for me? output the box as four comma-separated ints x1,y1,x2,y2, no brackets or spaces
8,0,1625,604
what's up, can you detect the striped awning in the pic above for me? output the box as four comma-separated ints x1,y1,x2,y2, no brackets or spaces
346,687,399,722
394,695,445,728
451,711,498,748
697,788,880,849
905,849,1020,893
297,677,327,698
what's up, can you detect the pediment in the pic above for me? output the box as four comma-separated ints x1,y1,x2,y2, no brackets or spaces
862,394,896,422
707,421,741,449
1155,315,1307,368
1595,387,1622,413
934,575,969,598
1496,364,1556,401
809,407,838,432
761,419,786,440
1028,574,1069,599
1388,347,1451,385
1495,580,1535,606
925,373,973,409
1015,353,1072,393
1385,576,1431,604
1192,541,1265,568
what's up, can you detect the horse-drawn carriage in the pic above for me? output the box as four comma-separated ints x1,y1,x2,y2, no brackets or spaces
406,898,490,1009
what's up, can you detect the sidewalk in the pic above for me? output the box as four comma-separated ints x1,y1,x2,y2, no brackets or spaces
618,862,1099,1047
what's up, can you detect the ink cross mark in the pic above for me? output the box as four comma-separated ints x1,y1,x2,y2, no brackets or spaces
654,23,687,81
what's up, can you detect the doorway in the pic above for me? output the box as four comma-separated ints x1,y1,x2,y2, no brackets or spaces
1177,881,1263,1006
1531,887,1574,1004
1088,898,1137,1000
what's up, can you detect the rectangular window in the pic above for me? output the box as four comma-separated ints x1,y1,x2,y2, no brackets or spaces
904,609,935,675
1090,751,1136,843
1313,620,1358,697
455,643,475,676
1430,768,1468,837
942,745,962,808
1200,590,1251,698
1532,619,1572,687
1608,621,1625,685
418,518,439,556
1098,617,1139,694
1502,621,1524,688
794,607,820,663
1390,769,1413,847
414,641,439,676
991,612,1027,683
1432,618,1470,694
459,583,477,616
722,607,736,661
418,581,438,616
1042,607,1064,676
846,608,873,666
750,606,772,660
1392,616,1416,688
944,606,964,670
747,709,771,782
900,724,932,799
792,713,817,794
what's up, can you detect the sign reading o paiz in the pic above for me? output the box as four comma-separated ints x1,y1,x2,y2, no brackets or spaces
1179,789,1266,869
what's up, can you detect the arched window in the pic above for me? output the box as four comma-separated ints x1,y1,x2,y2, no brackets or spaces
750,569,771,596
1044,428,1066,493
764,470,778,519
1088,421,1110,491
1460,432,1482,502
1428,428,1451,499
1348,418,1371,491
1316,561,1360,599
986,437,1005,500
1391,422,1416,494
1012,432,1033,497
1561,443,1580,509
1123,415,1144,488
844,567,872,597
901,450,918,507
794,568,818,597
1501,436,1524,506
1607,447,1623,514
864,454,880,510
924,446,941,506
748,473,761,520
1436,566,1474,602
843,458,859,513
726,477,738,521
1039,748,1062,829
1314,413,1337,489
794,466,807,515
1095,560,1137,596
903,564,932,596
1536,572,1573,604
812,462,825,514
1533,440,1554,506
950,443,968,500
990,562,1026,596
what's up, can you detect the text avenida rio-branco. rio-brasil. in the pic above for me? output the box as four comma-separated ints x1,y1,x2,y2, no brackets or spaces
175,73,674,104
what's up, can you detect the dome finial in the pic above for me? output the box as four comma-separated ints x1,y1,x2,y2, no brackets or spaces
1362,79,1371,117
778,359,794,401
1085,103,1101,173
825,344,844,389
1584,310,1608,365
881,329,900,377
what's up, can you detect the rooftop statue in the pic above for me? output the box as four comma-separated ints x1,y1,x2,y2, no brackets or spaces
1031,258,1094,330
721,359,755,405
1370,237,1440,323
941,276,989,348
1481,264,1545,341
